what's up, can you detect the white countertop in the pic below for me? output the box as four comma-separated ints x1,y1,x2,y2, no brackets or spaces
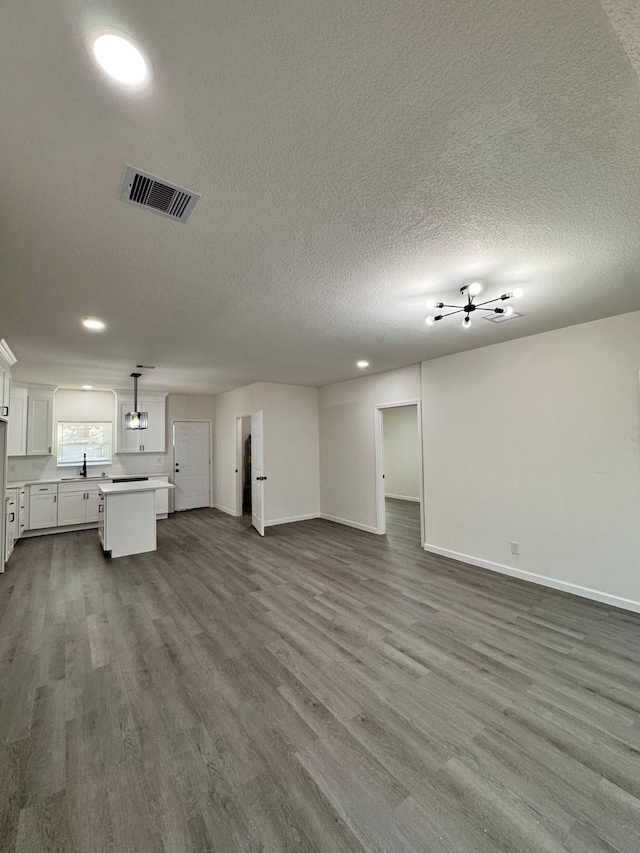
98,481,175,495
7,473,172,488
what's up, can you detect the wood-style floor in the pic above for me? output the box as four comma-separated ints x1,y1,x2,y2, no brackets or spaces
1,499,640,852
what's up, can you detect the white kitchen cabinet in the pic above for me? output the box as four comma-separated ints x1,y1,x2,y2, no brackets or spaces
85,489,102,523
7,387,28,456
141,401,165,451
28,484,58,529
4,490,19,561
57,481,111,526
149,475,169,516
0,368,11,421
115,394,166,453
57,491,86,526
27,390,55,455
117,401,141,452
18,487,28,537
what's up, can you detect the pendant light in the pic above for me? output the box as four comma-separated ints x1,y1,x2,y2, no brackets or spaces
125,372,148,430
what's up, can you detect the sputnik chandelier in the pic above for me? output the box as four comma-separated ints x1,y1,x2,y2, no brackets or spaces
426,282,523,329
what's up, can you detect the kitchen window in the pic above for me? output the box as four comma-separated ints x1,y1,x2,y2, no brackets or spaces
56,421,113,467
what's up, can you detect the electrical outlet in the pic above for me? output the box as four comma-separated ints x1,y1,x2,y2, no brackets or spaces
9,463,16,474
510,541,519,556
32,462,47,471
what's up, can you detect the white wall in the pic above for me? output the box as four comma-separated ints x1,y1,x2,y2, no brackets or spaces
213,382,320,525
421,310,640,611
383,405,420,500
318,365,421,532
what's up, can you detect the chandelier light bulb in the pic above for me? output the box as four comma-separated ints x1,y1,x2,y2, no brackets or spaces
512,287,524,299
462,316,471,328
426,299,436,309
504,305,514,316
468,281,483,296
426,316,436,326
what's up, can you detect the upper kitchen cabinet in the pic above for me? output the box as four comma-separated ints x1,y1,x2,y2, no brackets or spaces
0,339,17,422
1,370,11,420
26,386,56,455
115,393,166,453
6,383,57,457
7,387,28,456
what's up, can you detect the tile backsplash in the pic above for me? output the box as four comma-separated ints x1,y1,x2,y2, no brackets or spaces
8,453,168,483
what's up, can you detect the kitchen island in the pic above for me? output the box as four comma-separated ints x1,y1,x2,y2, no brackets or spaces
98,481,175,558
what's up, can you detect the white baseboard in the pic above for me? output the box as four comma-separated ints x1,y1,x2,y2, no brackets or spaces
213,504,237,517
265,513,320,527
385,494,420,503
423,543,640,615
23,522,97,537
320,513,380,534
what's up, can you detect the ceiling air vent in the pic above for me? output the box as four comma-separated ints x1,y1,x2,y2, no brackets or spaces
120,165,201,223
483,311,523,323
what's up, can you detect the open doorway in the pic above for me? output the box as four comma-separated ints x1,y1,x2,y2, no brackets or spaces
375,401,424,546
235,415,252,517
235,411,266,536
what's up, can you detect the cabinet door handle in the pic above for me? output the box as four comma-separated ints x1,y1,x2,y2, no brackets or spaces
1,405,8,417
48,446,52,454
39,487,47,491
98,504,104,513
53,495,57,503
8,512,15,522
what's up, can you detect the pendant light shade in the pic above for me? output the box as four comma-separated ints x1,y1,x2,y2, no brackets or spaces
125,372,148,430
124,410,148,430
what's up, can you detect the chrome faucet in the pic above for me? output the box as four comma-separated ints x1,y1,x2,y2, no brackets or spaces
80,453,87,478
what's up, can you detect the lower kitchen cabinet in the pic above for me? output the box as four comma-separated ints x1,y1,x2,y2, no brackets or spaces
28,484,58,529
86,489,102,523
57,482,110,525
18,487,28,537
4,490,19,561
149,475,170,516
57,491,85,526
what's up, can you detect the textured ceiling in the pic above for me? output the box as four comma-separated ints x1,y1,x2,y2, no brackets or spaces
2,0,640,393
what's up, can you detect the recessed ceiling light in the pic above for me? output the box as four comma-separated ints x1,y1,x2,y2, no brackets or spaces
82,385,93,390
92,34,151,88
82,317,106,331
357,360,369,369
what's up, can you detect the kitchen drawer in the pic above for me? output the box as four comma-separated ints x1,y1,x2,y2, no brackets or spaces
30,483,57,495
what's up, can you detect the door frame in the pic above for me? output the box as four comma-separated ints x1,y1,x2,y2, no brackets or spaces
374,400,424,545
172,420,213,511
234,414,252,517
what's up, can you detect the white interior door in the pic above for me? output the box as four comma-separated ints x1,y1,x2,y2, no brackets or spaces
173,421,211,511
251,410,265,536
